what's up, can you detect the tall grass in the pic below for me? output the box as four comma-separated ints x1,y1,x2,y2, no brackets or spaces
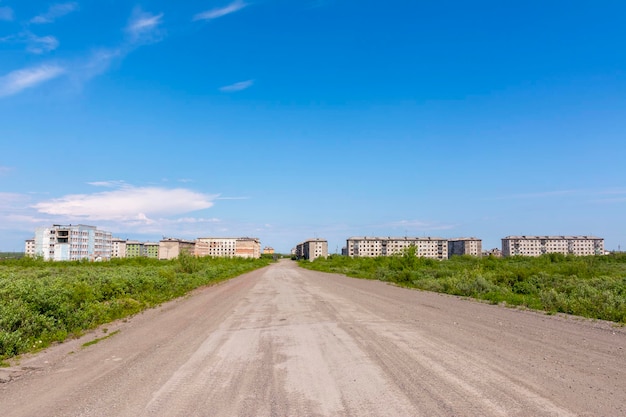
0,254,271,360
299,253,626,324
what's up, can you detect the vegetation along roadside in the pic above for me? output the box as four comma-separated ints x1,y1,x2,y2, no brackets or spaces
0,253,272,362
299,249,626,324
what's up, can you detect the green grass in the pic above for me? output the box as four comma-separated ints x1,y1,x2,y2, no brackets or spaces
82,330,121,347
0,253,271,360
299,252,626,323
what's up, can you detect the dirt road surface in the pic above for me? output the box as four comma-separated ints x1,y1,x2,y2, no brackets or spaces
1,260,624,416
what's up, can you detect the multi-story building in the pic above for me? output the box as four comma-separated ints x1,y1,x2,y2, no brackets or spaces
145,242,159,259
346,237,449,260
24,239,35,257
263,246,275,255
295,239,328,261
194,237,261,258
501,236,604,257
125,240,144,258
31,224,112,261
111,238,127,258
111,239,159,259
158,238,196,260
448,238,482,257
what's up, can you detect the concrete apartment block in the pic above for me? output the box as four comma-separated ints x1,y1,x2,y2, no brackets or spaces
346,237,449,260
32,224,112,261
448,238,483,257
195,237,261,258
159,238,196,260
501,236,604,257
295,238,328,261
24,239,35,257
111,238,127,258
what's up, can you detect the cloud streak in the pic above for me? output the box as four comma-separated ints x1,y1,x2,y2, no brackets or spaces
219,79,254,92
193,0,247,21
0,65,65,97
0,32,60,54
126,9,164,43
31,2,78,24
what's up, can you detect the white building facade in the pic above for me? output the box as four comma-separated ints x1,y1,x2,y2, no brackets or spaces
501,236,604,257
195,237,261,258
32,224,112,261
346,237,449,260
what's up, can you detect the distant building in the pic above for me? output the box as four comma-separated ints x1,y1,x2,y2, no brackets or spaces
346,237,449,260
194,237,261,258
263,246,275,255
501,236,604,257
295,238,328,261
126,240,144,258
159,238,196,260
111,238,127,258
145,242,159,259
24,238,35,257
482,248,502,258
32,224,112,261
448,238,482,257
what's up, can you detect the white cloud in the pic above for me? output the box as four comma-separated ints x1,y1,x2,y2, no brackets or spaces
193,0,247,21
32,186,218,223
126,9,164,43
0,6,14,21
31,2,78,24
219,79,254,92
0,64,65,97
0,166,11,175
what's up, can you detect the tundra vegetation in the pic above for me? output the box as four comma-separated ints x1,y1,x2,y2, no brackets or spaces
0,253,271,361
299,248,626,324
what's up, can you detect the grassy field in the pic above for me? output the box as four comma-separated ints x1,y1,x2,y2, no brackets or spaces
0,254,271,361
299,251,626,324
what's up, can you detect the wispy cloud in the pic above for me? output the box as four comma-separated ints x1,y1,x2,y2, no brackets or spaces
193,0,247,21
126,8,164,43
87,180,128,188
0,64,65,97
32,185,218,224
0,166,11,175
77,47,123,81
0,32,59,54
27,34,59,54
219,79,254,92
0,6,14,21
30,2,78,24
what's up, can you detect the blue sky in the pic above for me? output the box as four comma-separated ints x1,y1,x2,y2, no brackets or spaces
1,0,625,254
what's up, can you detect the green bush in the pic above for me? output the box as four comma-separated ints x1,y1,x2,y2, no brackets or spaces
300,253,626,324
0,256,270,360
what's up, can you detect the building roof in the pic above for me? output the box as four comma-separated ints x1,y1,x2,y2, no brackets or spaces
503,235,603,240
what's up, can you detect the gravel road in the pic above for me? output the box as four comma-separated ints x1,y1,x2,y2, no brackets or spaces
1,259,624,416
